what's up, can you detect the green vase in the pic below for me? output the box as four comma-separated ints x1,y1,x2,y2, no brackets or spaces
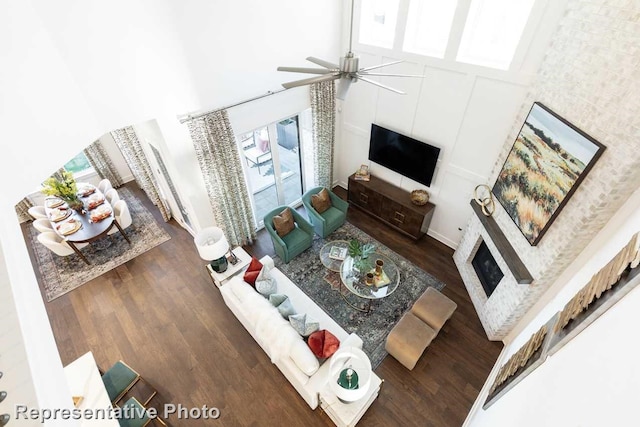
337,368,359,390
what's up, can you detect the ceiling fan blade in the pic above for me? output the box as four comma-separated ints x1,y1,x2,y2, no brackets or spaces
281,74,341,89
336,78,352,100
359,60,404,72
357,76,406,95
306,56,340,70
359,72,424,78
277,66,333,74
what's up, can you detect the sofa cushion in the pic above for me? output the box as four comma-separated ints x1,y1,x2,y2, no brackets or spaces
255,265,277,297
229,278,258,303
288,313,320,337
273,207,295,237
290,339,320,376
311,188,332,214
244,257,263,286
308,329,340,359
269,294,296,319
281,227,311,253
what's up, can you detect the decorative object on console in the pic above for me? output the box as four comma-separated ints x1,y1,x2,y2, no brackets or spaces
308,329,340,359
493,102,606,246
354,164,370,181
243,257,264,286
194,227,230,273
329,346,372,403
473,184,495,216
410,189,429,206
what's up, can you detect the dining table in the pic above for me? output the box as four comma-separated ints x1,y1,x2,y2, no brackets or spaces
45,183,130,264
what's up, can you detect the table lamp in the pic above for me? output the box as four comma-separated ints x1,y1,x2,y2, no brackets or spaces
194,227,230,273
329,346,372,403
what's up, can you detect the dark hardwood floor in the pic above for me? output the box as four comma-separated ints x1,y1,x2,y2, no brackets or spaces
25,184,502,426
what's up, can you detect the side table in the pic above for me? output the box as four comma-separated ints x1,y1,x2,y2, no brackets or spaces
206,246,252,288
319,371,382,427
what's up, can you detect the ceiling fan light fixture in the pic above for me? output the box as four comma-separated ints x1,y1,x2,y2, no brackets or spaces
277,0,423,99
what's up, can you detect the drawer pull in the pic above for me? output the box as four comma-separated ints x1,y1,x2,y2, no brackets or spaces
394,212,405,224
359,193,369,204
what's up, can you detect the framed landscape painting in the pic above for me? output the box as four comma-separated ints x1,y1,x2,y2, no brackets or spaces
492,103,605,246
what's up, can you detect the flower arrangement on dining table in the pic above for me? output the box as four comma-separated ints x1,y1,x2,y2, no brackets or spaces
41,170,84,212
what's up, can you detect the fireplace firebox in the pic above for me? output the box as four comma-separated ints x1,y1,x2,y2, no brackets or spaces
472,241,504,297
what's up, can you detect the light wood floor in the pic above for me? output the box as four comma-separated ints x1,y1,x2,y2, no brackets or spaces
24,184,502,426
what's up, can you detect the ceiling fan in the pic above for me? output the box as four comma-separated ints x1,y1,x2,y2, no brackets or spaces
277,0,423,100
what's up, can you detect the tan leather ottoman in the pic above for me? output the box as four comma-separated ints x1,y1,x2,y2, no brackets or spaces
385,312,437,370
411,288,457,332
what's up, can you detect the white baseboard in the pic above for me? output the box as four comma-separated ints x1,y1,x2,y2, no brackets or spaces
427,230,458,250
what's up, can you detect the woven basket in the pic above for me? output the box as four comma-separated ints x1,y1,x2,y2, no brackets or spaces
410,189,429,206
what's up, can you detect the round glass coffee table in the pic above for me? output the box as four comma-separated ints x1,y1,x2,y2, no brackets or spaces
320,240,351,272
339,252,400,312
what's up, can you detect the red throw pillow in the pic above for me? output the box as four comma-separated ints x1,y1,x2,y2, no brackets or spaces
308,330,340,358
243,257,263,287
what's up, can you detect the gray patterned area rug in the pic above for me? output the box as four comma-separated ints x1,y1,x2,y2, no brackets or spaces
274,222,445,369
28,188,171,302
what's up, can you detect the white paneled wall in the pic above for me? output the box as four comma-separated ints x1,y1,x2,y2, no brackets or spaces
337,0,569,248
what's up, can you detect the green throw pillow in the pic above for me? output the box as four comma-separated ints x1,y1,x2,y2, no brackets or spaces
269,294,296,319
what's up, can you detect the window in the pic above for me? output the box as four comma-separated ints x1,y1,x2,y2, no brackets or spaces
358,0,400,49
456,0,536,70
63,152,93,175
403,0,459,58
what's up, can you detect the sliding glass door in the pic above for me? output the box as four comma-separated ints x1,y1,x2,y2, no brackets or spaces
238,115,306,228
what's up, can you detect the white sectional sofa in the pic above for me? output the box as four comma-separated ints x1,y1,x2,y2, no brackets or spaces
219,255,364,409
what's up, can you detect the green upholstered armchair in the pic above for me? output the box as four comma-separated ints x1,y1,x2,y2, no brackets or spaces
264,206,314,263
301,187,349,238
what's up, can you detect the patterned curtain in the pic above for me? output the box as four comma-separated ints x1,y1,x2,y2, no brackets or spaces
186,110,256,246
111,126,171,222
310,80,336,189
51,168,66,181
15,196,34,223
84,140,124,188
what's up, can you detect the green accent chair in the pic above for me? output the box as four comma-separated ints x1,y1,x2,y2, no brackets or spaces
264,206,314,263
119,397,168,427
101,361,157,406
301,187,349,238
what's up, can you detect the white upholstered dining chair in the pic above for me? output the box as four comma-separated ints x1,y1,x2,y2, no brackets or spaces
108,200,133,235
33,219,54,233
105,188,120,205
98,179,112,194
37,232,88,257
27,206,48,220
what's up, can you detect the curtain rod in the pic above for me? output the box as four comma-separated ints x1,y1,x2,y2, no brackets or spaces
178,88,289,124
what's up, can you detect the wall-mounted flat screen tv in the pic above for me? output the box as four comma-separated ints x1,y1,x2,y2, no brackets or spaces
368,124,440,187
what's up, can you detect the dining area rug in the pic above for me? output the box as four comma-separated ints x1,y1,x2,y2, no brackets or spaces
274,222,446,369
27,188,171,301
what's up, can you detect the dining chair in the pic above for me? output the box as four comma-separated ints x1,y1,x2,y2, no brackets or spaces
105,188,120,205
101,361,157,406
33,219,55,233
118,397,168,427
37,232,89,257
27,206,48,220
108,200,133,235
98,179,113,194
